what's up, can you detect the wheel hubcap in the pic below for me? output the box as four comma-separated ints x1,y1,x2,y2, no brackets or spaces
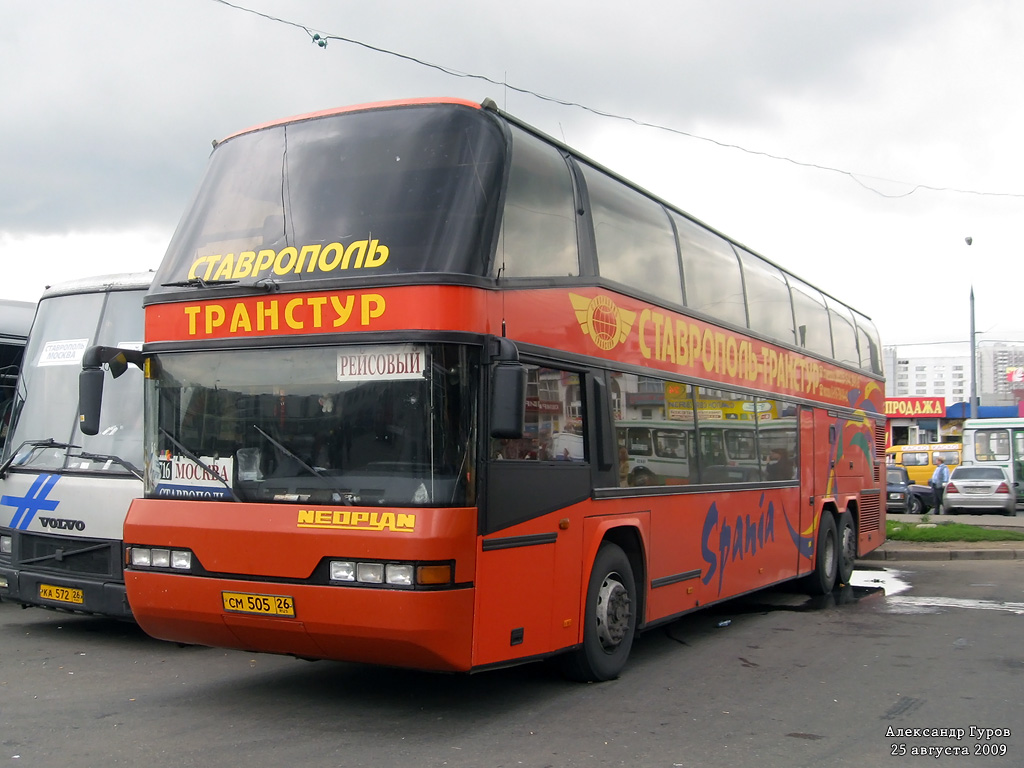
823,534,836,577
595,573,631,651
841,526,855,564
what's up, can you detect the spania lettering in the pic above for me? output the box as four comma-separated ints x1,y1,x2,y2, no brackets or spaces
701,497,776,594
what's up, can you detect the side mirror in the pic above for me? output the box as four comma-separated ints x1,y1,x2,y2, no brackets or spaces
78,345,146,436
490,362,526,439
488,337,526,439
78,367,105,436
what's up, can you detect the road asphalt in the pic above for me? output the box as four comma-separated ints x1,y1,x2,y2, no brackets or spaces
859,511,1024,562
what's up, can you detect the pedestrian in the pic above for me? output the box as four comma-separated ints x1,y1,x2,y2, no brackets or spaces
930,456,950,513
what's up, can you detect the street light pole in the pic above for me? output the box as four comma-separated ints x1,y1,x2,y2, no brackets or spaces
966,237,978,419
970,286,978,419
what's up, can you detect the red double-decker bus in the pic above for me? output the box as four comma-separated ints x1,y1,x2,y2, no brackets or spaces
81,97,886,680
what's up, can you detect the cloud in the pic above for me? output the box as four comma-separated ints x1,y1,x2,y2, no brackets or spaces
1,0,1021,353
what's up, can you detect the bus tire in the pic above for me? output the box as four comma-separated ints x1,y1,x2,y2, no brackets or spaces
559,542,637,682
802,512,838,596
835,510,856,586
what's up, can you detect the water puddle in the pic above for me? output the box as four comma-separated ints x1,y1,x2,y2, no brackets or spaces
882,595,1024,615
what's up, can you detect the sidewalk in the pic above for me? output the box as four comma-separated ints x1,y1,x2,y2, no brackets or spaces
859,540,1024,562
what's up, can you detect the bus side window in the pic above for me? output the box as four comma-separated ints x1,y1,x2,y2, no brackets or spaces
490,364,585,462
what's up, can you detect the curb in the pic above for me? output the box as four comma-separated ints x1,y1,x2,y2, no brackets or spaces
859,548,1024,562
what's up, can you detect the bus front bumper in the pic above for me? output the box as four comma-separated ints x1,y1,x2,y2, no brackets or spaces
126,571,476,671
0,566,132,619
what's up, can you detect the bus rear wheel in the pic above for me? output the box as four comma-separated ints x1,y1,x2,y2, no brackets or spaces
835,510,856,586
559,542,637,682
802,512,838,595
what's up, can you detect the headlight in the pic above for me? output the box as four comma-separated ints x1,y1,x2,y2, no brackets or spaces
128,546,193,571
0,535,11,555
385,563,414,586
328,559,452,587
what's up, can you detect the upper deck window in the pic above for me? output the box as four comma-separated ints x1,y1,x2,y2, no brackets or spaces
153,104,506,290
825,296,860,368
673,213,747,328
495,127,579,278
789,278,833,358
736,247,794,346
582,164,682,306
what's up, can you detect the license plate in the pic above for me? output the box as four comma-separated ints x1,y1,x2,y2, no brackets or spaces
222,591,295,618
39,583,84,605
965,487,988,494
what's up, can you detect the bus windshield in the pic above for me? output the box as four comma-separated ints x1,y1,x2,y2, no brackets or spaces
153,104,506,289
147,343,478,507
5,289,143,474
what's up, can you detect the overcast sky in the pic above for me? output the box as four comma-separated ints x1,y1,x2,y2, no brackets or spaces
2,0,1021,355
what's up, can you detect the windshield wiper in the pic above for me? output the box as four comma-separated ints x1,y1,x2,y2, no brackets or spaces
161,277,239,288
251,425,352,500
0,438,80,477
252,425,334,484
73,450,144,480
159,428,241,502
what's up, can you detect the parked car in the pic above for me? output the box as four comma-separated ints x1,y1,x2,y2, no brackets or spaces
886,466,933,514
941,466,1017,516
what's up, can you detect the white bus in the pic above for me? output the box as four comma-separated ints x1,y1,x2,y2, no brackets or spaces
0,299,36,453
616,419,796,486
0,273,150,617
961,417,1024,507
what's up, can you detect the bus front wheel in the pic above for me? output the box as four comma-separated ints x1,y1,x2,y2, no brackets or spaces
802,512,838,595
559,542,637,682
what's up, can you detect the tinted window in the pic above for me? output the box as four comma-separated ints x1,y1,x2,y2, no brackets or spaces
614,378,695,487
673,213,746,327
153,344,479,506
583,164,682,305
694,387,761,484
736,247,794,345
153,104,506,290
758,398,798,482
491,365,585,463
825,296,860,368
853,310,883,375
496,127,579,278
789,278,832,358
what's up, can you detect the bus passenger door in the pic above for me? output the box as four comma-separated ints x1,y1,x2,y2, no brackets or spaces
798,407,822,576
474,364,596,668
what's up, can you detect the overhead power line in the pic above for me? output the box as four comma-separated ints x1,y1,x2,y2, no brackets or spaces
210,0,1024,201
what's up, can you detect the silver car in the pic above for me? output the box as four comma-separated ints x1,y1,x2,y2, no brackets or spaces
941,466,1017,516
